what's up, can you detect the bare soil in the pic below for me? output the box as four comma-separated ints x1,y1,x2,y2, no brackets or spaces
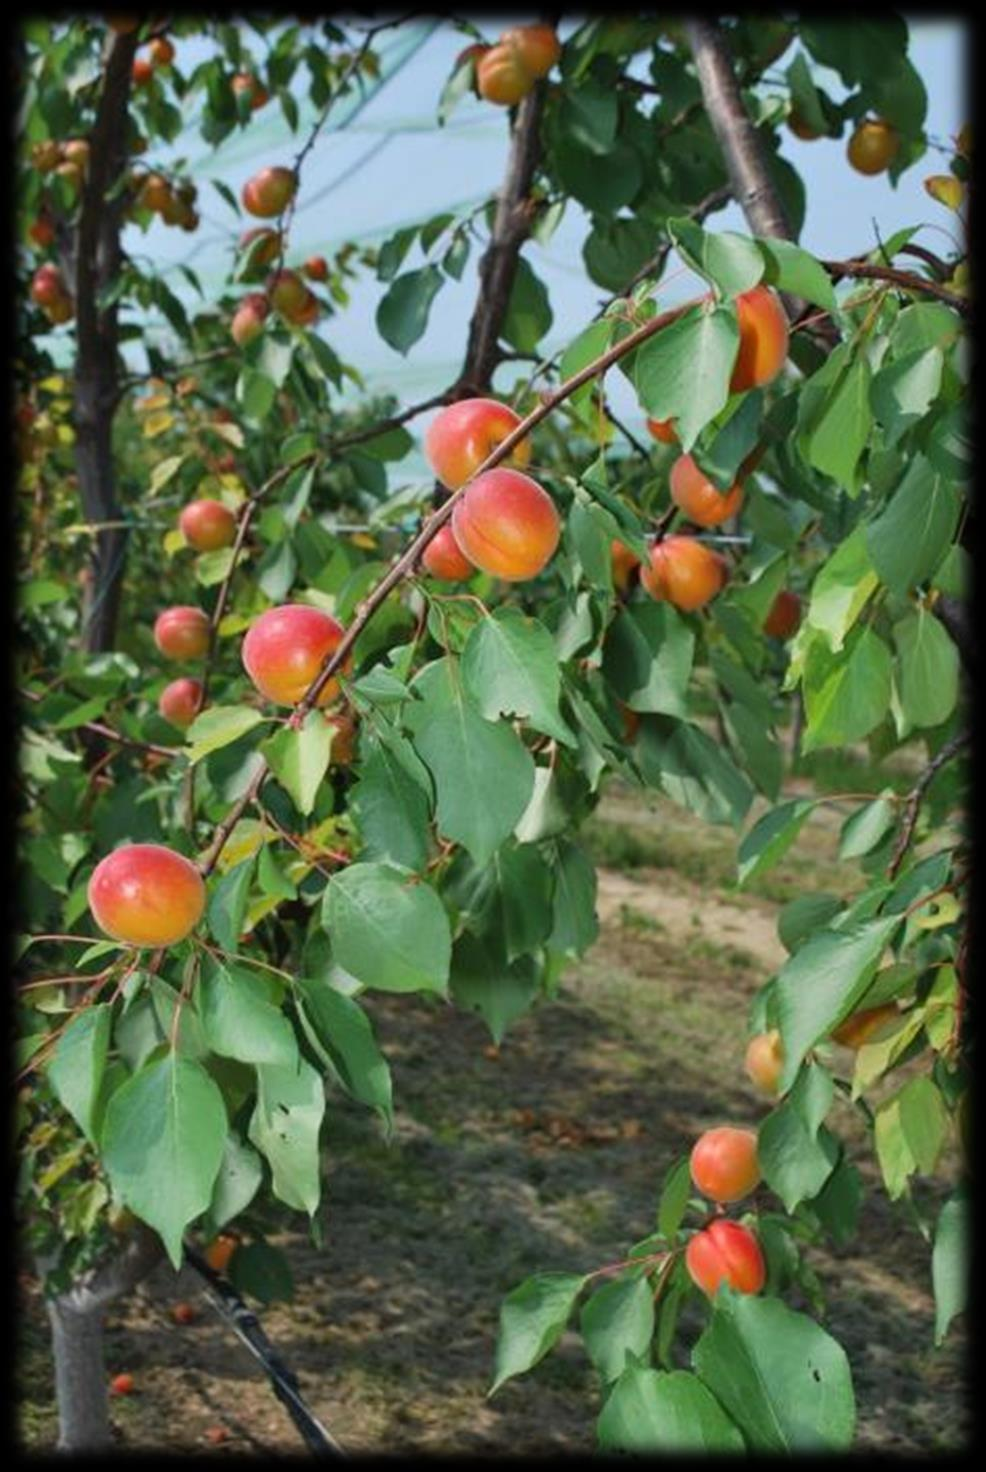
16,788,969,1455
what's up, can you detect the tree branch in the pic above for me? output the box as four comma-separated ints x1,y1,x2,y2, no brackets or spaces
821,258,971,317
887,731,969,880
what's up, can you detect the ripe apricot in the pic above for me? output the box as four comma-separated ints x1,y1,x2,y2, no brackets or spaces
788,110,822,141
138,173,172,213
500,24,561,78
231,292,269,347
304,255,328,281
763,589,801,639
154,606,210,660
669,455,744,528
744,1030,783,1096
31,264,67,308
110,1372,135,1395
424,397,531,490
268,268,309,320
88,843,206,947
422,522,475,581
640,536,728,612
848,118,900,176
232,72,269,109
172,1301,197,1325
685,1220,765,1297
690,1126,761,1203
179,499,237,552
611,539,641,592
730,285,789,394
242,604,347,707
831,1003,899,1049
62,139,90,172
132,56,154,86
238,226,281,269
159,676,204,730
204,1233,238,1273
150,36,174,66
477,42,534,106
241,165,296,218
647,417,678,445
451,468,560,582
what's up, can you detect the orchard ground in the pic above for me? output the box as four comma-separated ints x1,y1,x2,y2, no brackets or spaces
17,753,967,1454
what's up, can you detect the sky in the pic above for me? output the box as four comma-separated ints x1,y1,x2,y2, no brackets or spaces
36,18,967,449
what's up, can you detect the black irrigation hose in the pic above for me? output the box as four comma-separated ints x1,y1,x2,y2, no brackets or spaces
184,1243,346,1458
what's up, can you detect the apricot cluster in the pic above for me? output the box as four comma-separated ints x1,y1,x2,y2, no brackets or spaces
474,24,561,106
30,137,90,204
684,1126,765,1298
30,263,74,325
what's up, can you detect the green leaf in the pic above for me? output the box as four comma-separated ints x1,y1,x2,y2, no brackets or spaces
657,1156,692,1243
874,1075,949,1200
490,1272,587,1395
236,366,276,423
502,256,553,354
777,892,844,953
722,702,783,802
323,862,450,995
634,305,740,451
598,1367,745,1453
186,706,265,764
932,1188,968,1345
581,1275,655,1384
602,603,694,717
838,795,897,860
294,977,392,1124
199,958,297,1067
375,265,444,355
802,627,893,752
462,609,575,745
248,1057,325,1215
206,1131,263,1233
101,1054,227,1268
450,934,540,1045
692,1291,854,1450
758,1064,839,1210
800,351,872,493
805,526,878,652
207,857,256,953
547,838,598,957
583,217,657,293
774,916,902,1091
756,237,835,310
637,718,753,828
351,738,431,872
737,800,815,886
261,711,334,816
865,457,961,596
870,348,943,447
229,1240,294,1304
553,133,642,214
893,609,959,729
668,219,764,297
47,1005,112,1144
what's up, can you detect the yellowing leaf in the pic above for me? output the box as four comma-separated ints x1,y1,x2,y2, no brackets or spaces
143,411,175,439
211,421,245,448
924,175,964,210
217,612,253,636
135,391,172,414
215,819,266,874
349,532,377,550
39,375,67,393
163,528,186,556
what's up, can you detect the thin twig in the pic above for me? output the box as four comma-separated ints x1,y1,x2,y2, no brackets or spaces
887,731,969,880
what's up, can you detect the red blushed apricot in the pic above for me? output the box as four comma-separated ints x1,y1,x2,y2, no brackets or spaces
110,1372,136,1396
477,42,534,105
304,255,328,281
729,285,789,394
241,165,296,218
154,606,210,660
159,677,204,730
132,56,154,86
451,469,560,582
238,226,281,268
88,843,206,947
424,398,532,490
204,1233,238,1273
179,498,237,552
763,589,802,640
640,536,728,613
150,36,174,66
231,293,269,347
268,268,308,319
690,1126,761,1204
422,523,475,581
31,264,66,308
242,604,347,707
744,1030,783,1096
292,289,319,327
686,1220,766,1298
500,23,561,78
232,72,269,109
647,417,678,445
670,455,744,528
831,1003,899,1049
611,539,641,592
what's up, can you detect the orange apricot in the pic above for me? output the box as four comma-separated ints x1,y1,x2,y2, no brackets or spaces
232,72,270,109
424,397,531,490
477,42,534,105
204,1233,238,1273
159,677,204,730
500,23,561,78
730,285,789,394
267,268,308,320
685,1219,766,1297
640,535,728,612
848,118,900,176
241,165,296,218
179,499,237,552
690,1126,761,1204
154,606,210,660
238,225,281,269
451,468,560,582
670,455,744,528
30,263,67,308
610,539,641,592
304,255,328,281
744,1030,784,1096
132,56,154,86
110,1372,136,1395
88,843,206,947
831,1003,899,1049
422,522,475,581
172,1301,197,1325
647,416,678,445
149,36,174,66
763,589,802,639
231,292,269,347
241,604,347,707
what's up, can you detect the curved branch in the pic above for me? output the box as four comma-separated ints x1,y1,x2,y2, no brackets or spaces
821,258,971,317
887,731,969,880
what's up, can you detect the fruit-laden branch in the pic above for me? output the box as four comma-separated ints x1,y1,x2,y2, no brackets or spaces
73,27,140,655
887,729,970,879
196,296,696,877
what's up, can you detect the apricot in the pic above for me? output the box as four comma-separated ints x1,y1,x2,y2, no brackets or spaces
685,1220,766,1297
763,589,801,640
172,1301,197,1325
690,1126,761,1203
138,172,172,213
477,42,534,106
730,285,789,394
744,1030,784,1096
647,417,678,445
159,676,205,730
132,56,154,86
62,139,90,172
294,290,320,327
670,455,744,528
179,499,237,552
242,604,347,707
788,110,822,141
30,263,67,308
848,118,900,176
110,1372,135,1396
231,292,269,347
304,255,328,281
500,24,561,78
831,1003,899,1049
46,296,75,325
640,536,728,612
204,1233,238,1273
32,140,62,174
88,843,206,947
238,226,281,269
154,606,210,660
451,469,560,582
241,165,296,218
232,72,270,109
149,36,174,66
611,539,641,592
422,523,475,581
268,268,310,322
424,397,531,490
204,1426,230,1444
